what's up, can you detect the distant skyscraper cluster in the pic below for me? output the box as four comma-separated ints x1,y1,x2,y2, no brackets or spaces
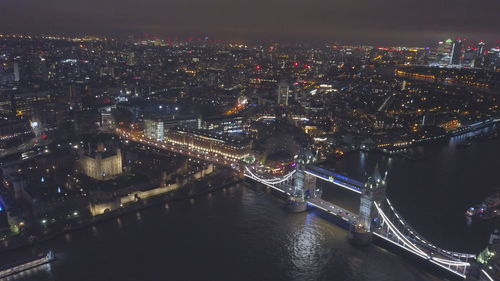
432,38,500,69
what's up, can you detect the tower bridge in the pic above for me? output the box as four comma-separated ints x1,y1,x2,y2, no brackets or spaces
117,130,477,279
244,161,475,279
305,165,364,194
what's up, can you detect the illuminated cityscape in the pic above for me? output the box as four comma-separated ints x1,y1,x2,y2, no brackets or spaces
0,0,499,280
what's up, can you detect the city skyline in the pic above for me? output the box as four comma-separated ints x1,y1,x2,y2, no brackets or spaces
1,0,500,45
0,3,499,280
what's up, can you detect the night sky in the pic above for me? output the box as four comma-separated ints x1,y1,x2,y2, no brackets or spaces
1,0,499,45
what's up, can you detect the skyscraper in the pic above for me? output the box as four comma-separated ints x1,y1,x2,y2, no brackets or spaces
438,39,453,65
475,41,486,68
477,41,485,56
13,63,20,82
435,41,445,59
127,52,136,66
462,47,476,67
450,40,463,65
277,82,290,106
443,39,453,55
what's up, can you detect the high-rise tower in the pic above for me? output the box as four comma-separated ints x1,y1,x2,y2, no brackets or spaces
277,82,290,106
475,41,486,68
450,40,463,65
443,39,453,55
478,41,486,56
13,62,20,82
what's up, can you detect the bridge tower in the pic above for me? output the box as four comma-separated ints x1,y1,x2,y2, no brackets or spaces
350,165,387,245
286,150,317,213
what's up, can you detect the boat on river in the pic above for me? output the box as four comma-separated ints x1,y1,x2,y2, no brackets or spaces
465,192,500,219
0,251,55,278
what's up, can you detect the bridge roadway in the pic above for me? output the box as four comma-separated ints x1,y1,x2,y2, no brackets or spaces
307,198,358,225
244,172,359,226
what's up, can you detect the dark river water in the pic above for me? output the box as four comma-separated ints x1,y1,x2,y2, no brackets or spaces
320,126,499,253
1,127,499,281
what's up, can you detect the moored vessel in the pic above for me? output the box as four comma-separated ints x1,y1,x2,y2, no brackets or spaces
465,192,500,219
0,251,55,278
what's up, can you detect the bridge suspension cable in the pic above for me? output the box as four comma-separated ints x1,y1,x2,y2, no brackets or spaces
375,201,472,278
244,166,296,185
374,202,429,258
385,199,476,260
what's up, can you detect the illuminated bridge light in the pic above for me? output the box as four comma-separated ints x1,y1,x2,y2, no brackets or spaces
305,169,362,194
376,201,474,278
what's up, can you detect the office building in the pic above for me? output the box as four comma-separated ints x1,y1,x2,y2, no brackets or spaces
277,82,290,106
144,119,164,141
450,40,463,65
166,127,251,160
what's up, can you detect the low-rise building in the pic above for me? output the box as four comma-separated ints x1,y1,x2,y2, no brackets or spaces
78,144,123,180
165,127,251,160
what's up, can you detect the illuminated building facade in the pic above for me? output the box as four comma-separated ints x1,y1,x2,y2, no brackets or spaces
462,47,476,67
202,116,244,132
165,128,251,160
144,119,165,141
450,40,463,65
277,81,290,106
78,146,123,180
99,110,115,131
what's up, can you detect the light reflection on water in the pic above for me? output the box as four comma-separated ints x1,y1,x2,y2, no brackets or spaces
63,233,71,243
7,128,499,281
91,226,98,237
286,215,324,280
0,184,446,281
116,217,122,228
1,262,52,281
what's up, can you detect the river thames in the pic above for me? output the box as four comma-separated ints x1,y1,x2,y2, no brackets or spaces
1,128,499,281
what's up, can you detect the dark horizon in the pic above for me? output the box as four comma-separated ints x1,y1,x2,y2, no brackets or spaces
1,0,500,47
